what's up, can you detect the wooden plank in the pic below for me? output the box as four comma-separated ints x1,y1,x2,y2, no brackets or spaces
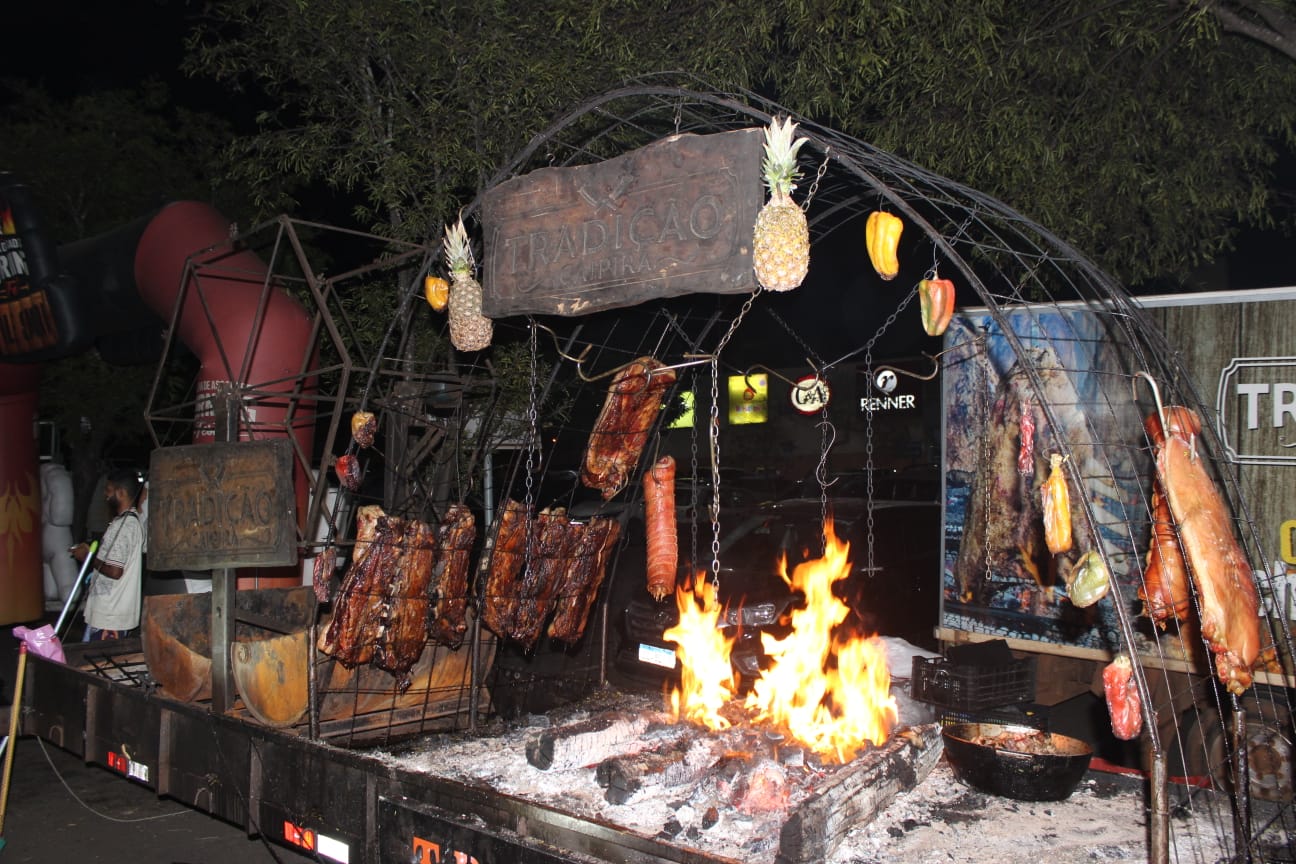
148,440,298,571
525,711,654,771
777,723,943,864
935,627,1296,688
480,128,764,317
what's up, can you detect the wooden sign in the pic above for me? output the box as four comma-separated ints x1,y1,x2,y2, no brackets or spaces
480,128,764,317
147,439,297,571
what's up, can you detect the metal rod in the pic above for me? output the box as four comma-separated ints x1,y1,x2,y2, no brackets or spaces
1231,702,1252,863
1149,747,1170,864
54,540,99,641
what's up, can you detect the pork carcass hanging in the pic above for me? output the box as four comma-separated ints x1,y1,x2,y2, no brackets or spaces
1147,406,1260,695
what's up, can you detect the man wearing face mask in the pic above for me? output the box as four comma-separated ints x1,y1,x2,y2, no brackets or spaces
71,468,145,641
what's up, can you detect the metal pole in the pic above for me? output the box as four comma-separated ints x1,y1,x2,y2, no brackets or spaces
1231,702,1252,863
1149,748,1170,864
210,387,239,715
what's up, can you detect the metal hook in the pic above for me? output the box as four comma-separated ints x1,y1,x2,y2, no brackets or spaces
533,322,592,367
814,420,838,489
1133,371,1168,440
743,362,821,393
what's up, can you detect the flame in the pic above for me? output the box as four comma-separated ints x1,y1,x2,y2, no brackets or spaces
663,574,738,729
1,206,15,235
667,518,897,764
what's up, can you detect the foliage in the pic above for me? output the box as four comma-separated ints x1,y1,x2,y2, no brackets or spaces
770,0,1296,284
183,0,1296,288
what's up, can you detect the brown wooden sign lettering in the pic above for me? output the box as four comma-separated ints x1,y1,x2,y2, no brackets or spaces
480,128,764,317
148,439,298,571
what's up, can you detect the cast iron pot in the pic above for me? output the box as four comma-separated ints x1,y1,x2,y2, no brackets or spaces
942,722,1093,802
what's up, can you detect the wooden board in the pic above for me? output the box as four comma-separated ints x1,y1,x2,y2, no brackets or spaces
480,128,764,317
148,440,298,571
778,722,943,864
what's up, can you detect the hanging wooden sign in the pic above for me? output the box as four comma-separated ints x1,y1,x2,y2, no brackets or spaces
479,128,764,317
147,439,297,571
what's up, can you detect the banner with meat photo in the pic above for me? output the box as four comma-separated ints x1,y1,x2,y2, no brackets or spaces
939,307,1150,652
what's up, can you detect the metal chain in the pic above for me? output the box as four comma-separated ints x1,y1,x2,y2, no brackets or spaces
689,372,700,576
523,320,540,575
708,288,763,586
800,147,831,212
524,321,539,510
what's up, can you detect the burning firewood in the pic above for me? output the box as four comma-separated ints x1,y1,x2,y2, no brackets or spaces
596,731,727,805
525,711,658,772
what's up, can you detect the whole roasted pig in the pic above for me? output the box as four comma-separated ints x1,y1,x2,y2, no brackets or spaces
1148,406,1260,695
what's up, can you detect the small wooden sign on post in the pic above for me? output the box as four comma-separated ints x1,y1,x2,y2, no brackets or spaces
147,439,298,572
480,128,765,317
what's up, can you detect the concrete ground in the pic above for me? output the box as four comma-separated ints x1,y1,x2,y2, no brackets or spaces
0,733,317,863
0,599,318,864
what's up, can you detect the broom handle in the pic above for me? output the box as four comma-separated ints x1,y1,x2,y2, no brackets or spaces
0,643,29,836
55,539,99,641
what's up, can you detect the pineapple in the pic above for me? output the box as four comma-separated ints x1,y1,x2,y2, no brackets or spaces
752,116,810,292
443,216,493,352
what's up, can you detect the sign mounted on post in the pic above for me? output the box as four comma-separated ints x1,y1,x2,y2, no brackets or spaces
480,128,765,317
148,439,297,571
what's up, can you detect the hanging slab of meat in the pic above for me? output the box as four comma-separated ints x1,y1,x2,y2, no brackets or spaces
479,499,530,640
1139,485,1191,626
581,358,677,499
318,509,406,667
508,508,582,649
643,455,677,600
1151,407,1260,695
428,504,476,648
374,518,438,682
549,516,622,643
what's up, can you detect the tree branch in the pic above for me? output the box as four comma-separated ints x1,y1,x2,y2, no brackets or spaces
1200,0,1296,61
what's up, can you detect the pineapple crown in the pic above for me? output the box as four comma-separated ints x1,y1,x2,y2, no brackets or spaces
762,116,808,199
443,216,475,276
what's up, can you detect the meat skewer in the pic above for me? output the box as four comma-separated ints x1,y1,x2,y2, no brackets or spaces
643,455,677,600
582,358,677,499
1149,406,1260,695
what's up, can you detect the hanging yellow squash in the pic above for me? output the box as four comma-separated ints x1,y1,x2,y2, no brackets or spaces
1041,452,1073,555
423,274,450,312
865,210,903,280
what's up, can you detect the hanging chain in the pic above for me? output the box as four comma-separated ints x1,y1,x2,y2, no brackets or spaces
815,414,835,552
689,372,700,576
524,321,539,510
709,288,763,586
800,147,831,212
523,320,540,576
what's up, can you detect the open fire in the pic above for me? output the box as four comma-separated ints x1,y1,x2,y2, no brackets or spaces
663,517,898,764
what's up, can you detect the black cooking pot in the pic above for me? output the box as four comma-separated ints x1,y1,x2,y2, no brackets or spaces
941,722,1093,802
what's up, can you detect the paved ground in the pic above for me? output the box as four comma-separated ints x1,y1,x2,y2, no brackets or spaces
0,601,318,864
0,733,318,863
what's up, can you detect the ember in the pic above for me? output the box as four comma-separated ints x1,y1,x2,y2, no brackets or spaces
665,517,897,763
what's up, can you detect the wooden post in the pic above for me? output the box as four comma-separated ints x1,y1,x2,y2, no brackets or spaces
211,386,239,714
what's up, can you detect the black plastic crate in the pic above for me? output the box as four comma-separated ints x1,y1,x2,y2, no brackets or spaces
911,654,1035,710
938,702,1049,731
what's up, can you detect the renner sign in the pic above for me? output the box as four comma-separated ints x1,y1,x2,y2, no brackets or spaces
1217,356,1296,465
